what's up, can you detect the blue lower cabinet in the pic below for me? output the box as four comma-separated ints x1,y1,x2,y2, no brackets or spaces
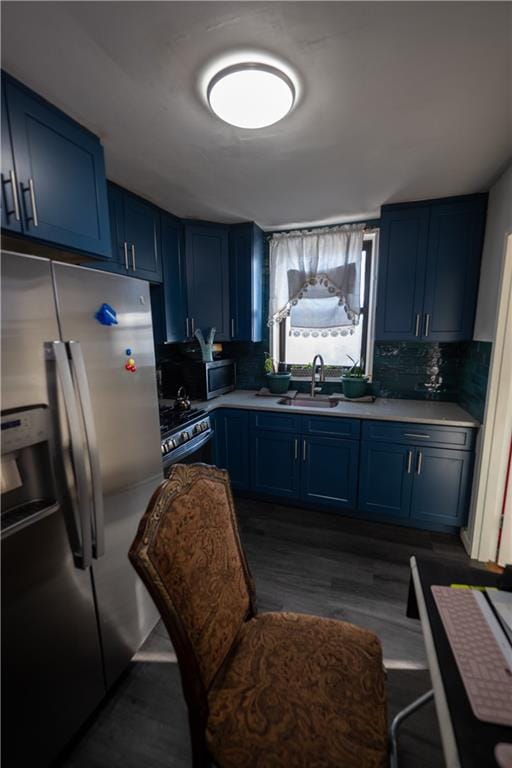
358,442,414,519
251,430,301,499
410,447,473,527
300,436,359,509
213,409,250,491
213,408,474,533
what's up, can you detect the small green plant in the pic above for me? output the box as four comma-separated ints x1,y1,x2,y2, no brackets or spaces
264,353,277,374
343,356,367,379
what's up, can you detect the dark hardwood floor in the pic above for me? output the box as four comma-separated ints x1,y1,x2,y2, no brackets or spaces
62,497,471,768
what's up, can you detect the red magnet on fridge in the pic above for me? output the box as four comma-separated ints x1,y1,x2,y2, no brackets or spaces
124,352,137,373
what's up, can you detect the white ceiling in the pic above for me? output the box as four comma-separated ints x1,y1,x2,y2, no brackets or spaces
2,2,511,229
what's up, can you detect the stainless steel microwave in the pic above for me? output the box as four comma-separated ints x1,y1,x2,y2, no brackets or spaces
161,359,236,401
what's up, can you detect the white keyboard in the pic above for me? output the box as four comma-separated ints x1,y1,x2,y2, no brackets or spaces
431,585,512,727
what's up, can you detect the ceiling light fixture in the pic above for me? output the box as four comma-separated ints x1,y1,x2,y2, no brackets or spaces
207,63,295,129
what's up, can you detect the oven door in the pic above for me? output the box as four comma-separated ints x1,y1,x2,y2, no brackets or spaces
162,428,213,477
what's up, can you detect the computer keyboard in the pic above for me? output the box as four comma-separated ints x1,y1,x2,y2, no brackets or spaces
431,585,512,727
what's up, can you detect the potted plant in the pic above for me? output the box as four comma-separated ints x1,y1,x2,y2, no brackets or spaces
341,357,369,399
264,354,291,394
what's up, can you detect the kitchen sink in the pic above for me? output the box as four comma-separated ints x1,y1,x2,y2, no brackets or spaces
278,397,339,408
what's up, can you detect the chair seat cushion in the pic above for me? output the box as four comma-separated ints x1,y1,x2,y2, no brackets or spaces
207,612,387,768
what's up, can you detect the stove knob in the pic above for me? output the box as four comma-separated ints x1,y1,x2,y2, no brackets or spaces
181,431,189,442
161,444,166,455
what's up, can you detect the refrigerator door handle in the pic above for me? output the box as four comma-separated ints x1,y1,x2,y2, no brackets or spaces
50,341,93,569
68,340,105,559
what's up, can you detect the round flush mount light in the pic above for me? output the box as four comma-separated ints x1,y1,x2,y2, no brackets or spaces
207,63,295,129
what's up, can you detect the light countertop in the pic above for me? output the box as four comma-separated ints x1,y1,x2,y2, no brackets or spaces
162,390,479,428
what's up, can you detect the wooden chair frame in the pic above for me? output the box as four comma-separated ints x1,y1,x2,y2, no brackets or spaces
129,466,257,768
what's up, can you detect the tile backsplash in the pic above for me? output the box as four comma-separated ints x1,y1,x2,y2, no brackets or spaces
458,341,492,423
219,339,492,422
372,342,463,401
157,339,492,421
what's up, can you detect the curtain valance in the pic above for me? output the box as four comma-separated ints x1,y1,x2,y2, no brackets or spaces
268,223,366,332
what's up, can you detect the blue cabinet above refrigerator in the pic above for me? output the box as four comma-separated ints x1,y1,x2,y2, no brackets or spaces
1,72,111,259
103,182,162,282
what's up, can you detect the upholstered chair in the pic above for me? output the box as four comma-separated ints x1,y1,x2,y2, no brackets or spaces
129,463,388,768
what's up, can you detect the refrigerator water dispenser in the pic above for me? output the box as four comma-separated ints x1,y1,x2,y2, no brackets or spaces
1,406,58,536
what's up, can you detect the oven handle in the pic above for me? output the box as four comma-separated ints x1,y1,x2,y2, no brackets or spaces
162,428,214,468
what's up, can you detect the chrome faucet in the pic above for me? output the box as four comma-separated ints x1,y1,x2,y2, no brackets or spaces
310,354,325,398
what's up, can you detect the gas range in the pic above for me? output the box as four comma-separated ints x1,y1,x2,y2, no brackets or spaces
159,405,212,465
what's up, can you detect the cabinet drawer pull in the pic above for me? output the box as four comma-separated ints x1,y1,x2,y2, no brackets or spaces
407,450,413,474
123,242,129,270
404,433,430,440
424,313,430,337
27,178,39,226
303,439,307,462
416,451,423,475
294,439,298,461
415,313,421,337
131,244,136,271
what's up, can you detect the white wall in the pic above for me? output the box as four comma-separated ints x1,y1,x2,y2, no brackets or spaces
474,163,512,341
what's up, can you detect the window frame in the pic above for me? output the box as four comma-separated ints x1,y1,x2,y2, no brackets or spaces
272,234,376,379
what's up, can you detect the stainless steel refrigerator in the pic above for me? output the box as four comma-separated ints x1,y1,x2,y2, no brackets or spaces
1,251,163,767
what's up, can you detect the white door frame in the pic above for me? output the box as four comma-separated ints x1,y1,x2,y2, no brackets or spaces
462,232,512,563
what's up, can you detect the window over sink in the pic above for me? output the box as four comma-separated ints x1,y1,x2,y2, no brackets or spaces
269,231,377,377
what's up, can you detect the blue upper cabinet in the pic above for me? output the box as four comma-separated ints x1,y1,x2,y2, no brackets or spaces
2,73,111,258
229,223,264,342
123,191,162,281
151,212,187,345
105,183,162,282
1,80,22,234
422,198,486,341
375,206,429,341
184,221,230,340
375,195,487,342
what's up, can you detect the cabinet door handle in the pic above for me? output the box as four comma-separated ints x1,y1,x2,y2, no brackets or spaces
303,439,307,462
231,318,235,338
407,450,413,474
185,317,190,338
27,178,39,226
416,451,423,475
415,313,421,337
191,318,195,334
131,243,136,271
2,170,21,221
424,313,430,337
294,439,298,461
123,242,129,270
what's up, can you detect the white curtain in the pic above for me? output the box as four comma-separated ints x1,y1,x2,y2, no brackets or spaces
268,223,366,334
